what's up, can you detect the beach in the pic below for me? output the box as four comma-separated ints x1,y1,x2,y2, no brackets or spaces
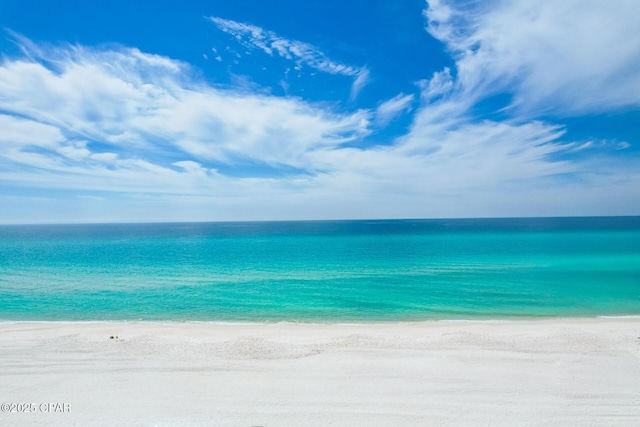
1,317,639,426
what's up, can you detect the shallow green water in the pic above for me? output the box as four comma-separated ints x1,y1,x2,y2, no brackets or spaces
0,218,638,321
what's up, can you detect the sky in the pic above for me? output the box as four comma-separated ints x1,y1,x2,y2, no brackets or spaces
0,0,639,223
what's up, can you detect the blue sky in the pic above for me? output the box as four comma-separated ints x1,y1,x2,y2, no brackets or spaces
0,0,639,223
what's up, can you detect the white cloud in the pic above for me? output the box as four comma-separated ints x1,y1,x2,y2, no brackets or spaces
209,17,361,77
418,67,453,101
0,114,65,148
0,41,371,179
209,16,372,98
381,0,640,216
424,0,640,115
350,67,371,101
0,35,638,223
375,93,414,125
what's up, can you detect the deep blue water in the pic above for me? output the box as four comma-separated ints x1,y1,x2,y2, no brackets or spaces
0,217,639,321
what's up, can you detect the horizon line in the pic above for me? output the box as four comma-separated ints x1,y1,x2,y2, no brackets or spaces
1,215,639,227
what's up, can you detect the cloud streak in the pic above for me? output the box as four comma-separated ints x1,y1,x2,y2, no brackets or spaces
0,40,371,180
209,17,361,77
424,0,640,116
375,93,414,125
350,67,371,101
0,18,638,223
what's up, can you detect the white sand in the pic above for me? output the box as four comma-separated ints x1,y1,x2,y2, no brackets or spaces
1,318,639,426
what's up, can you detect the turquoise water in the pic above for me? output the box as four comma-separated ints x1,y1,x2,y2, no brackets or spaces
0,218,639,321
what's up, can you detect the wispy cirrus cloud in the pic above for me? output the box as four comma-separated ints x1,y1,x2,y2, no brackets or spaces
405,0,640,153
0,39,371,180
1,19,639,224
405,0,640,174
209,16,372,99
371,0,640,202
375,93,414,125
349,67,371,101
209,16,361,77
424,0,640,116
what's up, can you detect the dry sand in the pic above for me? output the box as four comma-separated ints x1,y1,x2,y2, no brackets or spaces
1,318,639,426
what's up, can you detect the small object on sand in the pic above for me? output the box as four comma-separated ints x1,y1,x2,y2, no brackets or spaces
116,336,119,339
110,336,114,339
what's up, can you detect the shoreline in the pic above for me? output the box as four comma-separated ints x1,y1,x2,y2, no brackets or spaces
2,317,639,426
1,313,640,325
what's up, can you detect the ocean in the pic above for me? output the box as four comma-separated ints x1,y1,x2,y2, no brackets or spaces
0,217,638,321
